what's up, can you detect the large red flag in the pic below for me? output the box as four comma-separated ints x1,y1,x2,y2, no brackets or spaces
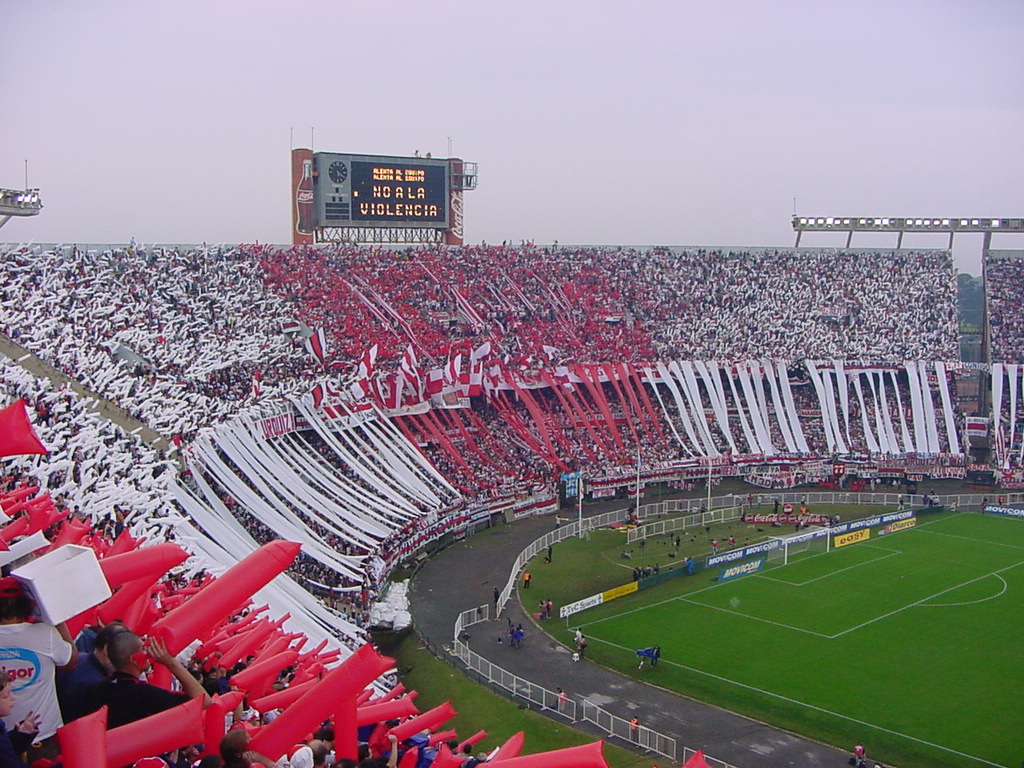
0,400,48,457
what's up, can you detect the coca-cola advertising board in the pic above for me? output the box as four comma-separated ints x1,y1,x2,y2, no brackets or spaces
291,147,315,245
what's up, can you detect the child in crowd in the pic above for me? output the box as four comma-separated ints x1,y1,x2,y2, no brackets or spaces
0,672,40,768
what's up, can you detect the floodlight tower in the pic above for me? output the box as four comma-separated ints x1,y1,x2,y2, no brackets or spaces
0,187,43,231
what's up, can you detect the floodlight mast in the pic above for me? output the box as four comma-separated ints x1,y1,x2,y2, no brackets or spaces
0,187,43,231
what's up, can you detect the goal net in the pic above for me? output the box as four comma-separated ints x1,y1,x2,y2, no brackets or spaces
764,527,831,566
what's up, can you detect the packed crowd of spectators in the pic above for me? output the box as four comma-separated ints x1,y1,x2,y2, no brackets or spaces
1,356,178,539
401,367,963,488
0,245,307,441
0,243,975,549
0,361,442,766
252,243,960,365
985,252,1024,363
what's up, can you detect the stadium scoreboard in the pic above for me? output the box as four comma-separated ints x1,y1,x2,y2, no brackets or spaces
292,148,476,245
316,153,450,226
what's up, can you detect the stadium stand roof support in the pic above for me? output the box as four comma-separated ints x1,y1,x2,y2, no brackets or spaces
792,216,1024,250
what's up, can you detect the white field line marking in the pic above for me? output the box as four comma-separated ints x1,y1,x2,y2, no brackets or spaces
917,527,1024,551
676,596,833,638
757,546,902,586
592,635,1009,768
830,559,1024,639
916,574,1008,608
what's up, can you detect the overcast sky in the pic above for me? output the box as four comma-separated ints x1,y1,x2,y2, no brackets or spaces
3,1,1022,273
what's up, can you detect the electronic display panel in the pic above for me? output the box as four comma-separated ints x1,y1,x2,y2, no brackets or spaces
350,161,447,223
315,153,449,228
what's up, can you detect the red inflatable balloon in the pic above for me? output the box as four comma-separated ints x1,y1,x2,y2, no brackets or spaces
430,745,463,768
56,705,107,768
378,682,406,702
319,648,343,664
96,576,160,625
250,678,317,714
486,741,608,768
105,697,205,768
247,643,394,761
0,399,47,457
0,485,39,512
335,695,358,761
229,650,298,694
0,516,29,544
124,592,162,636
296,637,328,665
49,517,92,548
398,746,419,768
104,529,139,557
202,691,246,757
458,730,487,751
64,610,96,642
388,701,457,742
147,662,172,691
257,631,293,660
149,540,301,655
428,729,458,747
99,542,189,587
26,494,58,535
217,620,274,668
199,604,269,656
356,696,419,727
289,661,325,686
269,612,291,630
205,625,251,658
489,731,524,760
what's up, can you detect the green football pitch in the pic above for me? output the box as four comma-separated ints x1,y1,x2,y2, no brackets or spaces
539,510,1024,768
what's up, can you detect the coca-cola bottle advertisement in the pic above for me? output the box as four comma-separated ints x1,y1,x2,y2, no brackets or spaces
295,158,315,235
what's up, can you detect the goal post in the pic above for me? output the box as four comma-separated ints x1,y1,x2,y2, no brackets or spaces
765,527,832,566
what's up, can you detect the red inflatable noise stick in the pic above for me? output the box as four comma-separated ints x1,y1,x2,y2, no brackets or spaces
429,745,465,768
148,540,301,656
489,731,525,760
387,700,457,742
99,542,189,586
56,706,108,768
247,643,394,761
485,741,609,768
105,697,206,768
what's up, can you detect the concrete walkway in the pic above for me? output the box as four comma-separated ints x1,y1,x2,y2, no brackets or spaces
0,332,170,453
409,509,852,768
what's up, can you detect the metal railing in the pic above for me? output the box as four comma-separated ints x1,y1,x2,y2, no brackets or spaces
447,601,683,760
579,700,677,759
451,603,579,723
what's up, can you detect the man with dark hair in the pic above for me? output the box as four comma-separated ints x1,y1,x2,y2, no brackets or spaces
57,621,130,723
83,630,210,728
